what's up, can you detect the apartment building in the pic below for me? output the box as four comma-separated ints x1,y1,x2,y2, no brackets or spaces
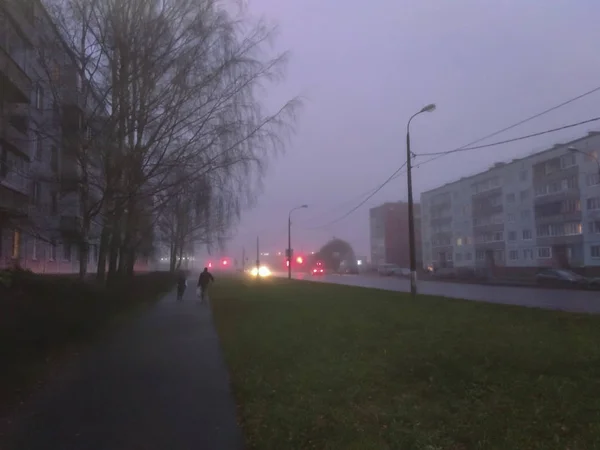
0,0,100,273
421,131,600,274
369,201,421,268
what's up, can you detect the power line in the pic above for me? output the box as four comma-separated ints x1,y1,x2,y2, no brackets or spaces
302,84,600,229
303,162,407,229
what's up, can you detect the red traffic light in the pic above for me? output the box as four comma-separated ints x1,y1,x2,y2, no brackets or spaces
296,256,303,264
222,259,228,265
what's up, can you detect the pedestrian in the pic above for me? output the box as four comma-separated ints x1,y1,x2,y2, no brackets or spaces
196,267,215,303
176,270,187,301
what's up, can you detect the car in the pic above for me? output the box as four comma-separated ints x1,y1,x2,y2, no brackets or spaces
377,264,403,276
311,261,325,275
535,268,589,289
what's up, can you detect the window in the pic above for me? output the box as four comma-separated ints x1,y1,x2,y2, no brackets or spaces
509,250,519,261
455,253,462,262
562,199,581,213
521,210,531,220
587,173,600,187
456,237,463,246
63,242,71,261
508,231,517,241
590,221,600,234
31,181,40,206
592,246,600,259
465,252,472,261
35,84,44,110
537,247,552,259
522,229,532,240
506,193,516,203
493,231,503,242
50,240,57,261
507,213,515,223
35,133,42,161
587,197,600,210
560,153,576,169
523,248,534,260
12,230,21,259
32,238,37,260
476,250,486,261
520,190,529,201
564,222,582,236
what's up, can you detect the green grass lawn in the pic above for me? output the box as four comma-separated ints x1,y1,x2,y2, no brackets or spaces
211,276,600,450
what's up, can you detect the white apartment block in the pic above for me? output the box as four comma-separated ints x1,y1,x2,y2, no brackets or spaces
421,131,600,273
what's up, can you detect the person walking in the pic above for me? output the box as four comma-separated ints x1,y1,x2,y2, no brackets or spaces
197,267,215,303
176,270,187,301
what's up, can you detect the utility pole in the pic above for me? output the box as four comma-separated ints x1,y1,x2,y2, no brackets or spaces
406,103,436,297
406,130,417,296
287,214,292,279
242,247,246,272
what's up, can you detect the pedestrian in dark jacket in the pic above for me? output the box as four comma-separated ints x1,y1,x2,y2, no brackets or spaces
197,267,214,302
176,270,187,301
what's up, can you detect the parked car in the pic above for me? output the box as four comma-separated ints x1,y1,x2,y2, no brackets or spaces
535,269,589,289
377,264,403,276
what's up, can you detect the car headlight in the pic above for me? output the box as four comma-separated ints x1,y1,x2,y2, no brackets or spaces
250,266,271,277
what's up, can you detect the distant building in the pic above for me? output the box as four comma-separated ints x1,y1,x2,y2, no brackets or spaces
369,201,421,268
420,131,600,275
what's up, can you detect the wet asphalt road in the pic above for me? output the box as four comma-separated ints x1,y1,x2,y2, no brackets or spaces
0,286,244,450
273,272,600,314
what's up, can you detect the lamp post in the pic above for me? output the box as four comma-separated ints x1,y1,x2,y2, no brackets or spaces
288,204,308,279
407,103,436,297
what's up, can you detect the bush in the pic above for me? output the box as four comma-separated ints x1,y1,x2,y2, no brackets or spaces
0,270,178,415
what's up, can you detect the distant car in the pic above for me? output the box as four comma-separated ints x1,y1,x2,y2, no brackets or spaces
311,260,325,275
377,264,403,276
535,269,588,289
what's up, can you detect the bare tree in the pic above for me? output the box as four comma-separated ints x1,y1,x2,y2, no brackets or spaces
42,0,299,281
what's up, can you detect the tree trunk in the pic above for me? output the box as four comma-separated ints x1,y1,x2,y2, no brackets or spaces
78,240,89,279
96,224,110,282
107,215,121,282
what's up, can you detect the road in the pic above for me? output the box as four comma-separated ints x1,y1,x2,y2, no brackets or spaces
273,272,600,314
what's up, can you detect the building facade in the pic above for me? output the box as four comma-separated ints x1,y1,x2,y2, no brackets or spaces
421,131,600,274
369,201,421,268
0,0,104,273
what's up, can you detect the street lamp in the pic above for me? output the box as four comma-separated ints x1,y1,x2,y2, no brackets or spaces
288,204,308,279
406,103,436,297
568,146,600,174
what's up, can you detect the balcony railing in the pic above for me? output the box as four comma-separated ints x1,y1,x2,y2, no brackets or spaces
0,121,30,159
0,47,31,103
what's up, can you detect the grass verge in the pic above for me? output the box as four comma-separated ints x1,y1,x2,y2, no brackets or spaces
212,276,600,450
0,269,178,417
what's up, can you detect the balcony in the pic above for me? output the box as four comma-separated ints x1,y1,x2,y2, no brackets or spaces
4,1,36,45
0,121,30,159
0,183,28,218
61,79,87,112
0,47,31,103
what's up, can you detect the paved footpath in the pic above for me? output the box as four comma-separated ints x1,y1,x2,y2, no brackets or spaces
0,284,244,450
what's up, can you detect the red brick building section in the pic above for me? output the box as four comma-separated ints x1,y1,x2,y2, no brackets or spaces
369,201,421,268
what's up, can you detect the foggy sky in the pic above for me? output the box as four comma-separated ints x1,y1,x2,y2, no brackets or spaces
226,0,600,260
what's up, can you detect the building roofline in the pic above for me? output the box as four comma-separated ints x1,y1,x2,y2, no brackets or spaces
421,130,600,196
